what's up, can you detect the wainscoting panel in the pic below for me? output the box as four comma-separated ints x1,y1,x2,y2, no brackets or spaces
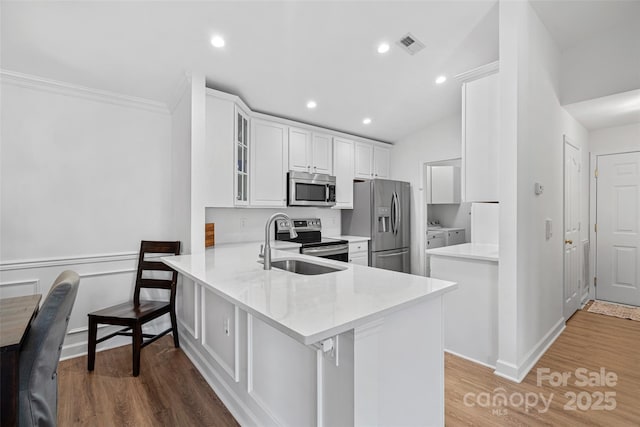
0,278,40,298
0,252,170,360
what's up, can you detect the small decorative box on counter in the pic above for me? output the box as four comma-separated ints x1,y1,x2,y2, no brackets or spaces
205,223,215,247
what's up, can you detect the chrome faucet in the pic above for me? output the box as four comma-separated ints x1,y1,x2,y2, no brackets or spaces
262,213,297,270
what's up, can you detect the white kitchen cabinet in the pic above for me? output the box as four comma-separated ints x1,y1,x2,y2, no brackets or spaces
461,68,499,202
373,145,390,179
348,240,369,266
355,142,390,179
428,165,461,204
288,127,311,172
250,119,288,207
354,142,374,179
288,128,333,175
311,132,333,174
333,137,355,209
204,94,236,207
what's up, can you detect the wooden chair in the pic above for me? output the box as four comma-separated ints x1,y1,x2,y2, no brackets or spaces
87,240,181,377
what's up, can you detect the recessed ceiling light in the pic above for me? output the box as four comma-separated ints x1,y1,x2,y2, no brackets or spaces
306,100,317,109
363,118,372,125
377,43,390,54
210,35,225,48
435,75,447,84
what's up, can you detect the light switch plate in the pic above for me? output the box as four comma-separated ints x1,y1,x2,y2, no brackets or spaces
545,218,553,240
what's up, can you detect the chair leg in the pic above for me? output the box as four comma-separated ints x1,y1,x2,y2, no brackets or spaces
132,323,142,377
87,316,97,371
170,308,180,348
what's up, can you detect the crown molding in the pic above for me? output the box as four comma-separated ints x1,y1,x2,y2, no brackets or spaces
0,69,170,114
454,61,500,83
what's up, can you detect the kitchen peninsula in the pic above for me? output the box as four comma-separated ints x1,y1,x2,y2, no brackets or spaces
163,243,457,426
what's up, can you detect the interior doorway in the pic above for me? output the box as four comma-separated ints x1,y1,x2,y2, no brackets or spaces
421,158,470,277
595,151,640,306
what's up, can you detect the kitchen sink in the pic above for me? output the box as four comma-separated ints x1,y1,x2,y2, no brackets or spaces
271,259,346,275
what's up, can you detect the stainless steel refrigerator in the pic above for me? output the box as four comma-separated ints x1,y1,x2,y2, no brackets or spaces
342,179,410,273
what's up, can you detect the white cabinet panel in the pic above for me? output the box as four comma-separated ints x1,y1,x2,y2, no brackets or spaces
288,127,311,172
429,166,461,204
205,95,235,207
250,119,288,207
373,146,390,179
289,129,333,175
348,240,369,266
354,142,374,179
248,316,317,427
355,142,390,180
312,132,333,174
333,137,355,209
202,287,238,381
462,71,499,202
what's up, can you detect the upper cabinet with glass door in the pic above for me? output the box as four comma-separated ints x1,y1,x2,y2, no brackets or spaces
235,105,250,205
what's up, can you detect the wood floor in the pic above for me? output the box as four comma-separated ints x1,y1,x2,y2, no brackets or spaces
58,309,639,426
57,338,239,426
445,310,640,426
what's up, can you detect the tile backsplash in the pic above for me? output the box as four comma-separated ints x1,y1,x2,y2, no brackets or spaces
205,207,342,244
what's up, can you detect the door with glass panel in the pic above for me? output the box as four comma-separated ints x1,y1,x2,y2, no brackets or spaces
235,106,250,205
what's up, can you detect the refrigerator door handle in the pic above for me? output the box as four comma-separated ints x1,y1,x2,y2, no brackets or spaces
376,250,409,258
392,192,399,234
390,193,396,234
395,191,401,235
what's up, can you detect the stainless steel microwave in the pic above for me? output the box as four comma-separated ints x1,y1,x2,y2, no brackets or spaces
287,171,336,207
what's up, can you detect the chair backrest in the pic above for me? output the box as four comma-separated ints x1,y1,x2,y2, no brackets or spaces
19,270,80,427
133,240,181,306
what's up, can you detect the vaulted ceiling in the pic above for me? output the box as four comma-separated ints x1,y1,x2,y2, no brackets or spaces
2,1,637,141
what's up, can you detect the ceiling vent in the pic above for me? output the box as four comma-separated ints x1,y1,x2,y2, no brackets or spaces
396,32,425,55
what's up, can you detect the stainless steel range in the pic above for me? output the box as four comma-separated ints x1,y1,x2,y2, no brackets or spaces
275,218,348,262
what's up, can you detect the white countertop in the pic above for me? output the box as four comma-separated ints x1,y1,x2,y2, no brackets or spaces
163,242,456,345
426,243,499,262
328,235,371,242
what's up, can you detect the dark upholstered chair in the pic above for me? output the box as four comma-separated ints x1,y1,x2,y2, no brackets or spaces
19,270,80,427
87,240,181,377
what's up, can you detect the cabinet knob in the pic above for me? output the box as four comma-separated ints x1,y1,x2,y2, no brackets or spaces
565,240,573,244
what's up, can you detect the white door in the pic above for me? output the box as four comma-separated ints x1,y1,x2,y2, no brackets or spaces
563,139,581,319
596,151,640,306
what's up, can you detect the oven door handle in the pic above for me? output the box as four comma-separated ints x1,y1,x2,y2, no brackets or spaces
301,244,349,256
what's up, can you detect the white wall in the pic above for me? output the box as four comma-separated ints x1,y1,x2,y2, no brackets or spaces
0,71,175,358
560,20,640,105
497,1,589,382
389,114,461,275
589,122,640,155
205,207,341,244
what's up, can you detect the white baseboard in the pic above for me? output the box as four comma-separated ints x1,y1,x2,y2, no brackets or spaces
495,318,565,383
60,337,131,361
444,349,496,370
